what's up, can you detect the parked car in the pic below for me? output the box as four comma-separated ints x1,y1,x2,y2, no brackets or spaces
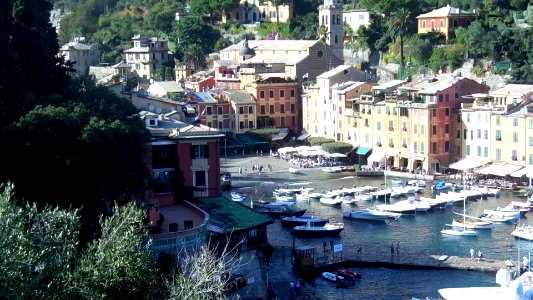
223,273,247,294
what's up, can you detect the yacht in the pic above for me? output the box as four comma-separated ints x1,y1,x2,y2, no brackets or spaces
319,194,343,206
511,224,533,240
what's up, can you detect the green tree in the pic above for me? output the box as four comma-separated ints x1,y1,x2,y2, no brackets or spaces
406,36,433,65
183,44,205,71
171,16,220,62
321,142,354,154
0,0,70,127
147,1,183,34
388,8,412,69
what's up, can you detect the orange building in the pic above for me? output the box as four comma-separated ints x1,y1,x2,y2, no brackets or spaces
416,5,475,40
245,74,300,133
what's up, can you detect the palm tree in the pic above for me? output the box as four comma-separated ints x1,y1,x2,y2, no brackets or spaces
183,44,204,71
388,8,411,69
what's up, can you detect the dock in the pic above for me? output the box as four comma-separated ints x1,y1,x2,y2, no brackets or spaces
293,251,512,279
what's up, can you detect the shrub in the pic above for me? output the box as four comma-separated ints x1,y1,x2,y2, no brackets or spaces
321,142,353,154
308,137,335,146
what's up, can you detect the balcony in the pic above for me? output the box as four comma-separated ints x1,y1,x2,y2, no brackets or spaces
389,143,394,148
376,142,382,147
402,127,407,131
496,137,502,141
389,127,394,131
512,156,518,161
402,143,407,148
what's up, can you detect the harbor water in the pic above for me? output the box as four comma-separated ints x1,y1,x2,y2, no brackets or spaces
225,156,533,299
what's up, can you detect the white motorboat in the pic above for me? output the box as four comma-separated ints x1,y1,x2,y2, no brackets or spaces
343,208,400,221
441,195,479,237
370,188,392,201
289,167,300,174
353,192,373,202
230,192,246,202
322,166,343,173
480,209,520,223
292,222,344,237
307,192,324,199
512,224,533,240
408,179,427,187
319,194,343,206
439,270,533,300
275,195,295,201
321,271,343,283
375,203,417,214
340,194,358,205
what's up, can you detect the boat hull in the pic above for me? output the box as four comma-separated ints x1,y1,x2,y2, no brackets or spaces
281,216,329,227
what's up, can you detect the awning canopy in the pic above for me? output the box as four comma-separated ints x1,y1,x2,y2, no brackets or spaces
297,132,311,141
367,151,386,163
510,168,532,178
326,153,347,158
475,162,507,175
398,152,425,161
356,147,371,155
448,157,490,171
278,147,297,154
475,163,523,177
491,164,523,177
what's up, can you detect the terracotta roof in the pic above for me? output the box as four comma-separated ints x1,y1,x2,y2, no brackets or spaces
417,5,474,18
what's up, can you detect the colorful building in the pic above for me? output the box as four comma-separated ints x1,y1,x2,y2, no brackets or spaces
302,65,369,141
416,5,475,40
245,73,300,133
222,0,293,24
220,90,257,134
343,9,373,33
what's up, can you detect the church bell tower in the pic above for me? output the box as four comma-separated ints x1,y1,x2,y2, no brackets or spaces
318,0,344,61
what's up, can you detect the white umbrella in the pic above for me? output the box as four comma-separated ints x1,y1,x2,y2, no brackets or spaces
327,153,347,158
278,147,297,154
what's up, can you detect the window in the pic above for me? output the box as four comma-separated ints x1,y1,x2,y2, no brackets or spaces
421,125,425,135
269,105,274,114
239,107,244,114
439,19,444,27
484,147,488,158
421,142,425,153
513,132,518,142
192,144,209,159
496,130,501,141
389,120,394,131
280,104,285,113
377,121,381,130
432,142,437,153
432,125,437,135
457,130,461,139
453,19,458,27
466,145,470,155
530,154,533,165
194,170,206,187
466,113,470,123
269,90,274,98
445,124,449,134
477,146,481,157
414,125,417,134
477,129,481,139
463,129,467,139
218,121,223,129
484,130,488,139
445,94,449,102
495,149,501,160
445,141,450,152
248,106,253,113
414,142,418,153
529,119,533,129
455,93,459,99
512,150,518,161
281,117,285,126
249,121,254,129
470,130,473,140
206,107,212,115
290,89,295,97
422,20,426,28
291,104,295,113
386,107,390,115
431,20,435,28
239,121,244,129
530,137,533,147
438,95,443,102
291,116,295,126
317,51,323,57
218,107,223,115
260,91,265,99
445,108,449,116
496,116,500,126
260,105,265,114
207,121,212,127
280,90,285,98
432,109,437,117
513,118,518,126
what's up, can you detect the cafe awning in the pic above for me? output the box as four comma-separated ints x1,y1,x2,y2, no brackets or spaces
510,168,532,178
367,151,386,163
356,147,371,155
448,157,490,171
491,164,523,177
297,132,311,141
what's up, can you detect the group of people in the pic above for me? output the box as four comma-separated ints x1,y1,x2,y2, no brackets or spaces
470,248,483,260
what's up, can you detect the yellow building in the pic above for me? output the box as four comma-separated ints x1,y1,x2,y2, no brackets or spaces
124,35,172,80
222,0,293,24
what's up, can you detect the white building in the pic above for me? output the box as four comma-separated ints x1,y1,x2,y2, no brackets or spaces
59,38,99,76
124,35,172,81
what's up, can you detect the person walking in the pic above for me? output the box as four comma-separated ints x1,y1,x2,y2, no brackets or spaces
396,241,400,254
470,248,475,260
390,243,395,254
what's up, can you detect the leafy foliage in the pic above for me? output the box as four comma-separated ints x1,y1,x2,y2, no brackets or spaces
307,137,335,146
0,184,159,299
170,16,220,63
321,142,353,154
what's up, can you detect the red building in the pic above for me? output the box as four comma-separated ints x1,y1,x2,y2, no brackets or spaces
193,91,233,133
214,65,241,90
416,5,475,40
142,111,225,205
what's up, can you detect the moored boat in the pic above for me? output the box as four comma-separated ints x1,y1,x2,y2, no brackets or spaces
280,215,329,227
321,271,343,283
512,224,533,240
343,208,401,221
451,219,493,230
337,268,362,279
292,222,344,237
230,192,246,202
319,194,343,206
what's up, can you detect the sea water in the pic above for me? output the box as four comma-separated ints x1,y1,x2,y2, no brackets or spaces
234,168,533,299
